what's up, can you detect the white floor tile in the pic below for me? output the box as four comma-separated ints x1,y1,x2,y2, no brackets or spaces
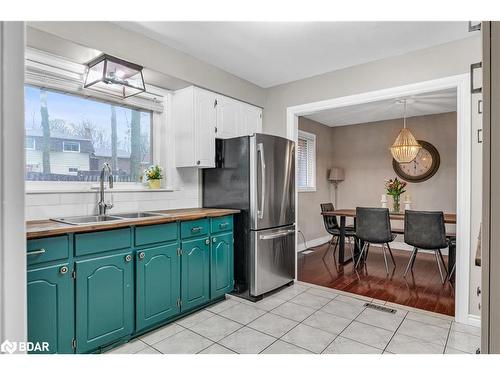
189,314,242,341
106,339,147,354
302,310,352,335
139,323,185,345
262,340,312,354
323,337,382,354
445,346,469,354
248,312,298,338
446,331,481,353
386,333,445,354
271,302,316,322
396,319,449,346
198,343,236,354
281,323,336,353
205,299,241,314
218,303,267,325
451,322,481,337
355,307,406,332
405,311,452,329
306,287,339,299
289,292,332,309
320,299,365,320
219,327,276,354
136,346,161,354
153,330,213,354
242,296,288,311
341,321,393,350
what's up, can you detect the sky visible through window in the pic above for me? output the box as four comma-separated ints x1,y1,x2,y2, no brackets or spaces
25,86,152,182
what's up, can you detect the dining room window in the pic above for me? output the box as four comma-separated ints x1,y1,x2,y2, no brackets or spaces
297,130,316,192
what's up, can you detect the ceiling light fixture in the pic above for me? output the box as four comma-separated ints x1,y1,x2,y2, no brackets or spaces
84,54,146,98
389,99,421,163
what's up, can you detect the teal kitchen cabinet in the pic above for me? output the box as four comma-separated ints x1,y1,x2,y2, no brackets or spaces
27,263,74,354
181,237,210,311
75,252,134,353
136,243,181,331
210,232,234,299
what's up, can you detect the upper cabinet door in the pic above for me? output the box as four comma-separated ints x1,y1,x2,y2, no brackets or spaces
194,88,217,167
75,252,134,353
240,103,263,136
28,263,74,354
215,96,240,139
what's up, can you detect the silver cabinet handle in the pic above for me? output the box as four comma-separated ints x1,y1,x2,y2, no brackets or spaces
191,226,203,232
125,254,132,262
471,62,482,94
138,252,145,260
212,237,217,243
219,223,228,228
257,142,266,220
60,266,68,274
27,248,46,256
259,229,295,240
205,239,210,245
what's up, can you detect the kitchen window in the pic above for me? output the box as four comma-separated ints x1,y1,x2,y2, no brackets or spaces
25,85,152,185
297,130,316,192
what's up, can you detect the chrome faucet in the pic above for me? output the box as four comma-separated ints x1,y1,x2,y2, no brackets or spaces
98,163,114,215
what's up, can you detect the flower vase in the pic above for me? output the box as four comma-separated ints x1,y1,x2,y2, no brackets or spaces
392,195,401,213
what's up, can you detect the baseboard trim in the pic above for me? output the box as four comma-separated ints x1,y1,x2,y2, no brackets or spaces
297,235,331,252
467,314,481,327
297,235,449,255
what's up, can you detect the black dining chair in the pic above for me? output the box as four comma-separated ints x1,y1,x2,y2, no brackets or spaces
320,203,357,263
355,207,396,275
403,210,449,284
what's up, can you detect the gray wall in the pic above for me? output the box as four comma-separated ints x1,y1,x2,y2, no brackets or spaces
264,36,481,138
298,112,457,245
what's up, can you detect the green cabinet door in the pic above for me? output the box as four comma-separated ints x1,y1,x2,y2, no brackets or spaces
210,232,234,299
75,252,134,353
27,263,74,354
181,237,210,311
136,243,181,331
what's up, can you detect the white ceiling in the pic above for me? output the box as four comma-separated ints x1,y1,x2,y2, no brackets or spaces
117,22,472,88
303,88,457,127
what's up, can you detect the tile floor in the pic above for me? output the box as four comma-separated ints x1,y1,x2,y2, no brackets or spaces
107,282,480,354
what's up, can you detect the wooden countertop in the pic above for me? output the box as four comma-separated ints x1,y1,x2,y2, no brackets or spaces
26,208,240,239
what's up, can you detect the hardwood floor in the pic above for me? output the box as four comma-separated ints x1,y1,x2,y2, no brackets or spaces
298,241,455,316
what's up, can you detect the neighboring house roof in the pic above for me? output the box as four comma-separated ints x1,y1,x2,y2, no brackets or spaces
93,148,131,159
26,128,91,142
26,128,94,154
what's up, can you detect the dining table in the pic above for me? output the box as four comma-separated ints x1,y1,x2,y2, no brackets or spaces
321,209,457,265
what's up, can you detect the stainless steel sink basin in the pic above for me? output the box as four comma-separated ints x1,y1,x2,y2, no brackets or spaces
51,215,124,225
113,212,163,219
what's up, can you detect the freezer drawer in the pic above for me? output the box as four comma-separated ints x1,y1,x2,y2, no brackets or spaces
250,225,296,296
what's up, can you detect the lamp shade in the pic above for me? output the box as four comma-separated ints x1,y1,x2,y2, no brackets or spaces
329,167,345,182
389,128,421,163
84,54,146,98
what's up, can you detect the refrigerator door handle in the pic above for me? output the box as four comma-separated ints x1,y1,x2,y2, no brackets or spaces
259,229,295,240
257,142,266,220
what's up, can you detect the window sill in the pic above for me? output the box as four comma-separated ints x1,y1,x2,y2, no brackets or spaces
298,187,317,193
26,186,175,194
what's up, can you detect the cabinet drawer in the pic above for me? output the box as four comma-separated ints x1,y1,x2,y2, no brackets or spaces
75,228,131,257
210,215,233,234
135,223,178,247
27,236,69,266
181,219,209,239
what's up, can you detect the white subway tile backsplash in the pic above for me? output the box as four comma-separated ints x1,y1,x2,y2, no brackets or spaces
26,171,202,221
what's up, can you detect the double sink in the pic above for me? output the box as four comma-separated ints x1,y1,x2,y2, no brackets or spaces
51,211,172,225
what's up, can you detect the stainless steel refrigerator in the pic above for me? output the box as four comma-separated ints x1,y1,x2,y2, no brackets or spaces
203,133,296,300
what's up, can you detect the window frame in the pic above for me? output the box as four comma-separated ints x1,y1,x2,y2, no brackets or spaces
25,137,36,150
297,130,317,193
62,141,81,153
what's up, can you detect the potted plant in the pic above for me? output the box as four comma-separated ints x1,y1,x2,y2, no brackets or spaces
145,165,163,189
385,177,407,213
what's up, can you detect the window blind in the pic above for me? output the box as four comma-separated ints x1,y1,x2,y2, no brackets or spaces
297,130,316,191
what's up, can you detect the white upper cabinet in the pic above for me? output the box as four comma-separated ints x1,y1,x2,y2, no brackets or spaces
173,86,263,168
215,96,240,139
239,103,262,136
173,86,217,168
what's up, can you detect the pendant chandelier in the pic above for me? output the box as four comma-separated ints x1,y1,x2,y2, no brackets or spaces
389,99,421,163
